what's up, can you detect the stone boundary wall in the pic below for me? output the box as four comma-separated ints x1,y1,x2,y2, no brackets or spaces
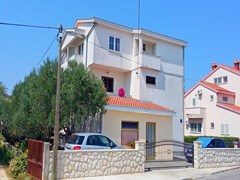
43,141,145,179
194,141,240,169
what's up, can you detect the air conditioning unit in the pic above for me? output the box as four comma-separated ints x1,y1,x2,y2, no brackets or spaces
197,89,202,95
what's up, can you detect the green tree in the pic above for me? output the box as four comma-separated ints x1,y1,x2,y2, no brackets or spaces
0,82,10,134
61,61,107,133
11,58,57,142
8,59,107,144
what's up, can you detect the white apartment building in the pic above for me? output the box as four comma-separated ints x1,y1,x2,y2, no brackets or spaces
61,17,187,157
185,61,240,138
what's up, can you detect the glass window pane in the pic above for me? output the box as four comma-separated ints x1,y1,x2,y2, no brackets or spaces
223,76,228,83
109,36,114,50
115,38,120,51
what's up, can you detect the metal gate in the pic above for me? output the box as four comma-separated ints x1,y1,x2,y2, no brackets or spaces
145,140,193,170
27,139,44,180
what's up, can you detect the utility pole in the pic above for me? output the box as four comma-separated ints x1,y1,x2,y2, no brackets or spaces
52,24,63,180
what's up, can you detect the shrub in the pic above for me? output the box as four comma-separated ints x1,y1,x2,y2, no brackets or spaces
184,136,239,148
8,150,28,179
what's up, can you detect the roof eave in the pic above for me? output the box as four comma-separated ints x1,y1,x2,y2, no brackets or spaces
106,105,175,116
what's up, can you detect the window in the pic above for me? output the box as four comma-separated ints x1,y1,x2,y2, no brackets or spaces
122,122,138,129
223,76,228,83
142,43,146,51
109,36,120,52
102,76,114,93
98,135,116,148
78,43,84,55
115,38,120,51
214,76,228,84
211,122,214,129
192,98,196,106
221,123,229,135
86,135,99,146
190,123,202,133
222,97,228,102
210,95,214,101
109,36,114,50
146,76,156,85
121,121,139,147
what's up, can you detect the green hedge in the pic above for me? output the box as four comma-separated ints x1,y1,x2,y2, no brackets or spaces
184,136,239,148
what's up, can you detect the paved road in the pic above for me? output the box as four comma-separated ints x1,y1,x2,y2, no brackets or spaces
199,168,240,180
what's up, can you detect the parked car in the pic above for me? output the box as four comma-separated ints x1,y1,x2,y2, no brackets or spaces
64,133,122,150
185,137,226,162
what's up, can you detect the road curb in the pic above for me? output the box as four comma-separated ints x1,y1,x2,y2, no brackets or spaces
211,166,240,175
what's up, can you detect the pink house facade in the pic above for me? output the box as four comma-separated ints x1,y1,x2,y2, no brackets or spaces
184,60,240,138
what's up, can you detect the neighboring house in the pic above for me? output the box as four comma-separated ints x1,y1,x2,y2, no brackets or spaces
184,60,240,138
61,17,187,160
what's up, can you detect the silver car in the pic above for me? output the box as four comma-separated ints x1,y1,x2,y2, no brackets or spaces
64,133,122,150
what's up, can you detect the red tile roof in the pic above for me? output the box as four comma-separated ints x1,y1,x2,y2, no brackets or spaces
217,103,240,115
107,96,173,112
185,81,235,97
203,64,240,81
200,81,235,96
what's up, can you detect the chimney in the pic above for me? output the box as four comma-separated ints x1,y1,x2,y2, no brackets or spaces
212,62,217,70
234,59,239,70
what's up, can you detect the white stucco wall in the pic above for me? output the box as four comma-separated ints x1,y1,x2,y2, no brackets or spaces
204,68,240,106
185,84,240,138
102,110,172,144
90,68,131,96
62,18,186,144
91,25,133,71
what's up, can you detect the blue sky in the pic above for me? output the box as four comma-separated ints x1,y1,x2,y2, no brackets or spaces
1,0,240,94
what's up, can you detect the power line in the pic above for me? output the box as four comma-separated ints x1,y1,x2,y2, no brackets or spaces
35,33,58,69
0,22,59,30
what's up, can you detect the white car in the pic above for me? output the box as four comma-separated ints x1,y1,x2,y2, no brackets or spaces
64,133,122,150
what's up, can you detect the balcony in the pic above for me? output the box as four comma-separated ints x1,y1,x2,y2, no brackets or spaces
139,53,161,71
92,46,133,72
61,54,84,69
185,107,206,119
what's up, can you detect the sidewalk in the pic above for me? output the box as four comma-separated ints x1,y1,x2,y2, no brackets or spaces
68,166,240,180
1,165,239,180
0,165,9,180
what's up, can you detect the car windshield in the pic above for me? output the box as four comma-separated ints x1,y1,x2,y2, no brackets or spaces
67,134,84,145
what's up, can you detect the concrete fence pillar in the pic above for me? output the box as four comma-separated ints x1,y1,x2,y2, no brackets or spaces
233,141,239,149
42,142,50,180
193,141,202,169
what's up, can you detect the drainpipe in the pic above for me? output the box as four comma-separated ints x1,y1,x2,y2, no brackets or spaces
182,46,185,142
84,22,96,68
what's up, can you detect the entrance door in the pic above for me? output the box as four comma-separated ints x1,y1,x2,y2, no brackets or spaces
146,123,156,160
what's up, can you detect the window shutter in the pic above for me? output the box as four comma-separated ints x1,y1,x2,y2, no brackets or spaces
225,124,229,134
221,123,224,134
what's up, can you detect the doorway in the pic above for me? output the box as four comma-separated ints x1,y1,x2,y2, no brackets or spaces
146,123,156,160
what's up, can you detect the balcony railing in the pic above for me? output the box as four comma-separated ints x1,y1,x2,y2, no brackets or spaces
61,54,84,68
185,107,206,119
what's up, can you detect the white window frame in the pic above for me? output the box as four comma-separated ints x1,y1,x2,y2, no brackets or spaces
78,42,84,55
190,123,202,133
211,122,214,129
210,95,214,102
192,97,196,107
109,36,120,52
223,76,228,83
221,123,229,135
214,76,228,84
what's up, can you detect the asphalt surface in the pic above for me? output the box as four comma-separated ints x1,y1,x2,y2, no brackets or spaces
199,168,240,180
